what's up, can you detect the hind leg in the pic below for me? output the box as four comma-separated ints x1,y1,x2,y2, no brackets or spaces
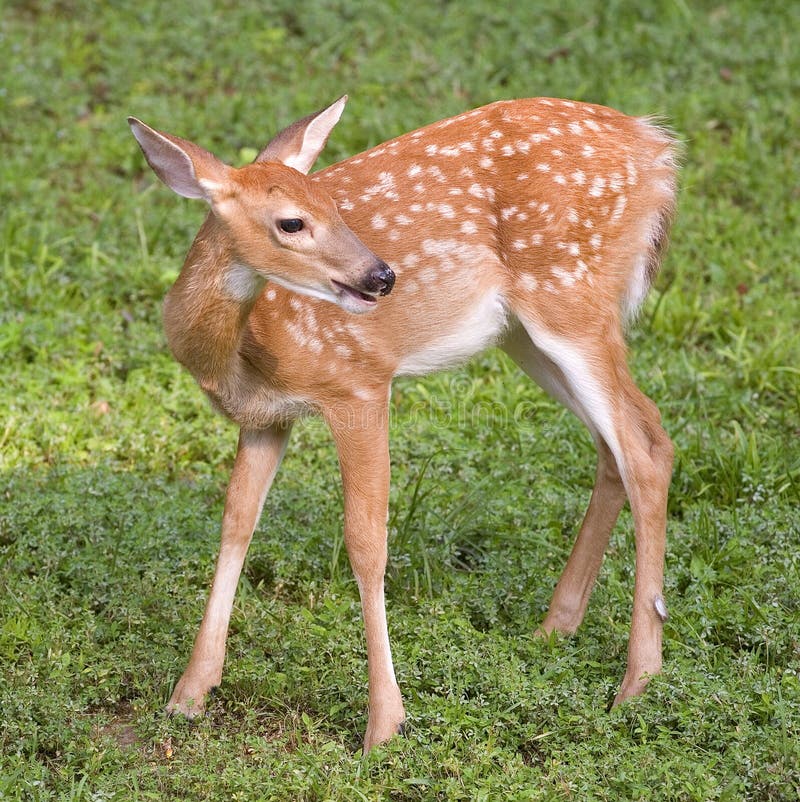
504,318,673,701
503,325,627,635
543,439,627,634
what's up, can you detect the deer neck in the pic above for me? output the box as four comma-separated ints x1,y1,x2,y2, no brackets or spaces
163,215,265,392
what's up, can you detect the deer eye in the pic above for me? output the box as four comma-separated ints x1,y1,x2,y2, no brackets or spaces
279,218,304,233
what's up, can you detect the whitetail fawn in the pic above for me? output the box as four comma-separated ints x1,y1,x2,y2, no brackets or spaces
129,95,677,751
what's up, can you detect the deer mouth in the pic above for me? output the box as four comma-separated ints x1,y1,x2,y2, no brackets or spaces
332,280,378,313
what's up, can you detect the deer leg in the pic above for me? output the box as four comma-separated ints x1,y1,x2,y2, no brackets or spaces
612,385,673,704
503,327,627,634
167,423,292,717
513,320,672,702
541,440,627,634
328,398,405,752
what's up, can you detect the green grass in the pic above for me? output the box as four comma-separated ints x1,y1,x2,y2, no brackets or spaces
1,0,799,799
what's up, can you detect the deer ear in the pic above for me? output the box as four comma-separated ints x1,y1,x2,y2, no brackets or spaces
255,95,348,174
128,117,229,202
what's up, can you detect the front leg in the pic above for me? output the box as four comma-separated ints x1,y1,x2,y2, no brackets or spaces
168,424,292,717
328,397,405,752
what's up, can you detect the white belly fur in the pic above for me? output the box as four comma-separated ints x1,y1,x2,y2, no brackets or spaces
395,290,508,376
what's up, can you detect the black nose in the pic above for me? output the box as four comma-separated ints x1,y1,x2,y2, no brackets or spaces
365,260,395,296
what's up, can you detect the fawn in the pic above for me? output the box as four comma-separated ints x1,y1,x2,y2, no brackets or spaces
129,95,677,751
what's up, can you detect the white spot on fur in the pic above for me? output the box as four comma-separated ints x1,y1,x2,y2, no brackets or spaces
609,172,624,193
285,319,308,347
427,165,446,183
589,176,606,197
361,172,396,203
461,220,478,235
611,194,628,223
552,266,577,287
626,156,639,186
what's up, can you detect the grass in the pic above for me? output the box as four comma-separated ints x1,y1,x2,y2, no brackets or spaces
1,0,799,799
